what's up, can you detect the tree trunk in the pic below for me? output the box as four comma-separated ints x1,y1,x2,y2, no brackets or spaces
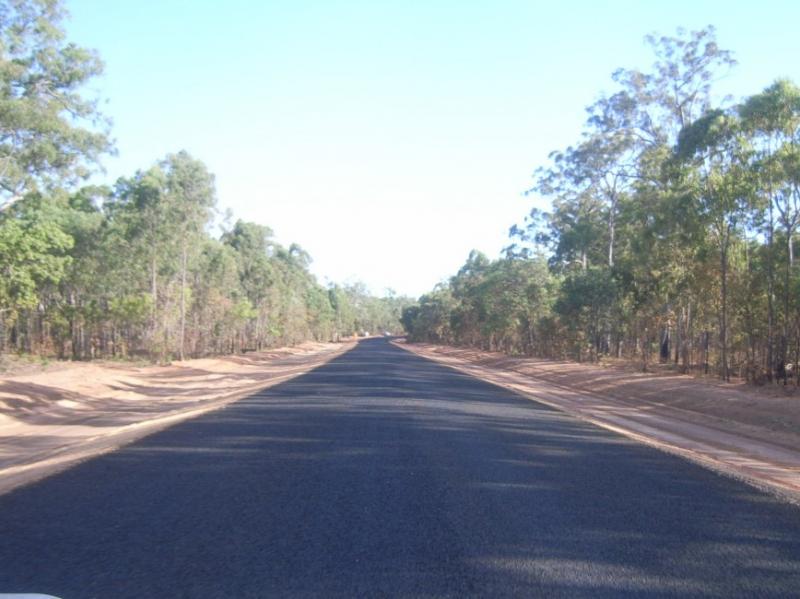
608,195,616,268
69,292,78,360
179,242,187,361
641,325,649,372
660,327,670,362
767,201,775,381
681,302,692,374
720,242,729,382
161,281,171,364
784,236,791,385
150,254,158,357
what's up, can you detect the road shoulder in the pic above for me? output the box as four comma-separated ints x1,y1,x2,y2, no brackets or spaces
0,342,353,495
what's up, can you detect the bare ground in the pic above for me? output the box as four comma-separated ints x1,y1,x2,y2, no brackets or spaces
397,341,800,502
0,341,352,494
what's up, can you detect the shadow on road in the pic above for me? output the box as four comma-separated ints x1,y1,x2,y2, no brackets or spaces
0,338,798,597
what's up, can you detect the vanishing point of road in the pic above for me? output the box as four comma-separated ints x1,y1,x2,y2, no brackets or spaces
1,338,799,597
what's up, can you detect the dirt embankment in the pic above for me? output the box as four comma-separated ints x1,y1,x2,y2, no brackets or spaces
404,344,800,446
0,342,352,494
399,342,800,501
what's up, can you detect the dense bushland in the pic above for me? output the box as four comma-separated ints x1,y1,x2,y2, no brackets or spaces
0,1,412,362
403,28,800,384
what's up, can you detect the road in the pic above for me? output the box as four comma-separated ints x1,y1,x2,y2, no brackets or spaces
1,338,799,597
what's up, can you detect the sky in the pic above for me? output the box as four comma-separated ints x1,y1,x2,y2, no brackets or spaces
64,0,800,298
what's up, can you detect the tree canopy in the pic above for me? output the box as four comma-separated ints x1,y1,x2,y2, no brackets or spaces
404,26,800,385
0,1,413,361
0,0,111,211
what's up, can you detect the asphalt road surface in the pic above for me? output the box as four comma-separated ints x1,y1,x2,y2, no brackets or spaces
1,338,799,598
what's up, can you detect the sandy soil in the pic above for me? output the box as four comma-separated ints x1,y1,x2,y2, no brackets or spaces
398,342,800,502
0,342,352,494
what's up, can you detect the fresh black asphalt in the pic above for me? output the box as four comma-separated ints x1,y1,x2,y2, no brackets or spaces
1,338,799,597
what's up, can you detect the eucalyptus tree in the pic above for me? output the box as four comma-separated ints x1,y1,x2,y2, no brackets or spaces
588,27,737,363
526,150,608,272
222,220,275,348
328,284,355,340
222,220,275,305
475,256,555,355
270,243,314,345
598,26,736,151
677,110,755,380
739,79,800,379
55,185,113,358
449,250,491,346
0,194,72,352
405,28,800,384
305,284,335,342
109,166,171,348
106,153,215,360
0,0,111,355
532,145,629,270
0,0,111,212
187,239,240,354
401,286,455,344
518,27,737,333
374,292,417,335
554,267,618,362
161,151,216,360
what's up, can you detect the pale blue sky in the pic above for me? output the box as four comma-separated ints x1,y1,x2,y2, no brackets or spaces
66,0,800,297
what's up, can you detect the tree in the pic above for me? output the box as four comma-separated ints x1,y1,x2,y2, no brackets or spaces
0,196,71,350
106,152,215,361
554,268,618,362
402,287,455,344
0,0,111,211
676,110,754,380
222,220,275,348
600,26,736,148
161,151,216,360
56,185,113,358
406,28,800,385
739,79,800,380
109,165,171,351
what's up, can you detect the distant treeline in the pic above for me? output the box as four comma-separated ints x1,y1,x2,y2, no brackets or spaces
403,27,800,384
0,1,413,362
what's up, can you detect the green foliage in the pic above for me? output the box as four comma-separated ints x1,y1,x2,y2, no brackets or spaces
0,0,111,208
0,0,414,360
0,171,411,358
554,268,617,360
109,294,152,327
403,287,456,345
0,198,72,320
407,27,800,383
404,252,557,355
